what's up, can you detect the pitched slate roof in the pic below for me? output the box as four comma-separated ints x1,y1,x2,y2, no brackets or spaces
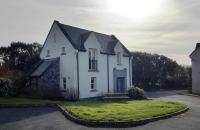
190,43,200,58
30,58,59,77
55,21,131,56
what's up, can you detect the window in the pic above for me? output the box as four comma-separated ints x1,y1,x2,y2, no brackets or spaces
47,50,50,57
117,52,122,65
53,33,56,43
89,48,98,71
61,47,66,55
63,77,66,89
90,77,96,90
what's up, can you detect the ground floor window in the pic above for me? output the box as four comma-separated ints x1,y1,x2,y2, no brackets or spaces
90,77,96,90
63,77,66,89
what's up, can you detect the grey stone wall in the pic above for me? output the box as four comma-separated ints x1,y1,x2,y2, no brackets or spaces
38,61,60,89
30,60,61,99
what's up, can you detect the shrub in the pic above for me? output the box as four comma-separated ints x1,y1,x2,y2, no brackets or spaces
62,88,79,101
0,78,13,97
9,72,26,96
0,72,26,97
128,86,147,100
22,86,64,100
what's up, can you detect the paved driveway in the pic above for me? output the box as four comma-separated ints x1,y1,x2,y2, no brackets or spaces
0,90,200,130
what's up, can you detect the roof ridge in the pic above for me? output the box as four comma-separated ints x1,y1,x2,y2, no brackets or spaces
54,20,131,56
57,20,113,37
60,23,91,34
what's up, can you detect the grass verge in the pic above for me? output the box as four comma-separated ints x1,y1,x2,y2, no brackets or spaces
64,100,187,121
0,97,65,106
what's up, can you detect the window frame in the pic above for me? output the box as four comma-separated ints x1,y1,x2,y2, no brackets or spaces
63,77,66,89
53,33,56,43
90,77,97,91
46,50,50,57
61,47,66,55
89,48,98,71
117,52,122,65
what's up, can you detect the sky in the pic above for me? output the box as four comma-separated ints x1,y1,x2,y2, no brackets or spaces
0,0,199,65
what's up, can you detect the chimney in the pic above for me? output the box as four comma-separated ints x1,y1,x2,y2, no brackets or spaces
195,43,200,50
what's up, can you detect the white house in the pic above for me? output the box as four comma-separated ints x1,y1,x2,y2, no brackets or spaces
30,20,132,99
190,43,200,94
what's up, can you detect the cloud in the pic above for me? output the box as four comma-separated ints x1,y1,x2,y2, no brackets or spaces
0,0,199,65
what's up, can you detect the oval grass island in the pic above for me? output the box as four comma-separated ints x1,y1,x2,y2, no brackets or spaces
0,98,188,127
61,100,188,127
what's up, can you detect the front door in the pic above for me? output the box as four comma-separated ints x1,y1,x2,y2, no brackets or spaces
116,77,125,93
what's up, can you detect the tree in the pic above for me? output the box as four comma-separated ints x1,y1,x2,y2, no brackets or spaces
0,42,42,96
132,52,191,90
0,42,42,72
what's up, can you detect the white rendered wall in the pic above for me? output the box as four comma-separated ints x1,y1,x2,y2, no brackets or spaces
78,34,131,98
39,24,131,98
191,48,200,94
78,33,108,98
108,42,131,93
40,23,77,90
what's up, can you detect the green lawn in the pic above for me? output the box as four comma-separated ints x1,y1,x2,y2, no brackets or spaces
0,98,187,122
0,97,65,106
64,100,187,121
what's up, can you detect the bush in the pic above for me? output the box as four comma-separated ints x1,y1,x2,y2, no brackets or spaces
0,72,26,97
128,86,147,100
0,78,13,97
9,71,26,96
21,86,64,100
62,88,79,101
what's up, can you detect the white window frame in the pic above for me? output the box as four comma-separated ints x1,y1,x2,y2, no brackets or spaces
61,47,66,55
117,52,122,65
53,33,56,43
63,77,66,89
89,48,98,71
47,50,50,57
90,77,97,91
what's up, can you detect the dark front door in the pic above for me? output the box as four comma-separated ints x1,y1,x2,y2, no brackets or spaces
116,77,125,93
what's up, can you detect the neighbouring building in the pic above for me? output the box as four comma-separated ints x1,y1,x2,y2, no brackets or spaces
29,20,132,99
0,56,4,66
190,43,200,94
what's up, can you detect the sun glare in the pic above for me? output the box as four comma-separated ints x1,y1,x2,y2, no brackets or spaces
107,0,163,19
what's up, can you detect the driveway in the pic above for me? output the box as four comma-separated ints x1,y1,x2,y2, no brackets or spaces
0,90,200,130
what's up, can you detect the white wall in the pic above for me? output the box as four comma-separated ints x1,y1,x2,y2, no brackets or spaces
78,35,131,98
191,48,200,94
78,33,108,98
108,42,131,93
40,23,77,90
40,24,131,99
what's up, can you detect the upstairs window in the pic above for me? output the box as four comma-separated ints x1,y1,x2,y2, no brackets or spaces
117,52,122,65
90,77,96,90
89,48,98,71
61,47,66,55
46,50,50,57
53,33,56,43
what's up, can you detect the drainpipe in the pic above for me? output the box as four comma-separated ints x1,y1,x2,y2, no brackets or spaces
130,56,133,87
107,55,110,93
129,56,132,87
76,51,80,99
